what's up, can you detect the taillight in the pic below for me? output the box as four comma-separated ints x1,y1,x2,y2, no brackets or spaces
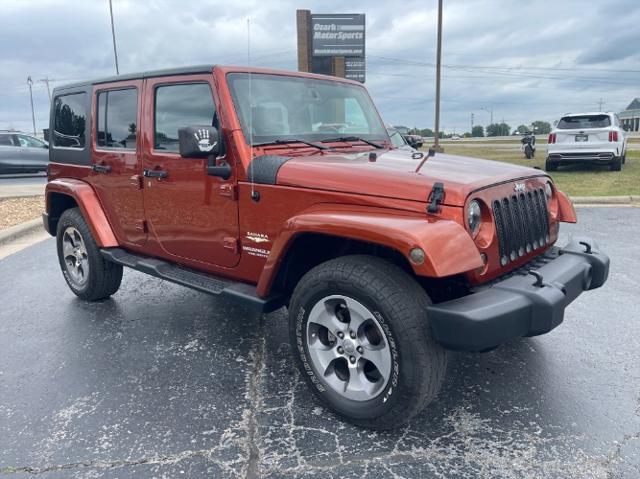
609,131,618,142
548,133,556,144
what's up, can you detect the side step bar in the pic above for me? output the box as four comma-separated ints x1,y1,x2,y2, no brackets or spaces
100,248,284,314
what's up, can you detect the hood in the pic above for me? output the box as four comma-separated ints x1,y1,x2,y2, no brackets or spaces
271,148,547,207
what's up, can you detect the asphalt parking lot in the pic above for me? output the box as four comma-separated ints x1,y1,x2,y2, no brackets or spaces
1,207,639,478
0,174,46,199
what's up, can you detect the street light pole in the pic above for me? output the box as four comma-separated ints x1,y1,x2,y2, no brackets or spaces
109,0,120,75
27,76,36,136
481,106,493,125
433,0,443,151
39,77,52,103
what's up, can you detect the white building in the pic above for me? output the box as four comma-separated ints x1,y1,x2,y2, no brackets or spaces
620,98,640,132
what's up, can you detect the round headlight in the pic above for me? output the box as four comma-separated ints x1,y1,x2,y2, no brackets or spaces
467,200,482,236
544,182,553,202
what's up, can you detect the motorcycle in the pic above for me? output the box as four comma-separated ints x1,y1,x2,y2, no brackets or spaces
521,131,536,159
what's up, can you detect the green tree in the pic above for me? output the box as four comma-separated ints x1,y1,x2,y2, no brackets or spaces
486,122,511,137
531,121,552,135
419,128,435,138
515,124,530,134
471,125,484,137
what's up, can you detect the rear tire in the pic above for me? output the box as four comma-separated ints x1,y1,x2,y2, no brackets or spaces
610,156,622,172
288,255,446,429
56,208,123,301
545,159,558,171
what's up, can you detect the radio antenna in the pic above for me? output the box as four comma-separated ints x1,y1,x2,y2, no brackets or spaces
247,18,255,199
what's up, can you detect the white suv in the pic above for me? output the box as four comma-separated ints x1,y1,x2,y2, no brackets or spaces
546,112,627,172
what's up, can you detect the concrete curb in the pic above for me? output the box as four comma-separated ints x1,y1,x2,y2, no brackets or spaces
571,195,640,205
0,218,44,246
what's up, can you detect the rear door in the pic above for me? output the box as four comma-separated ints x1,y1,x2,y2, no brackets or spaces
15,134,48,172
141,75,239,268
89,81,147,246
0,135,22,172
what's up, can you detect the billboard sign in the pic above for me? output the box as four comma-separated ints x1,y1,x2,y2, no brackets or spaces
311,14,365,57
345,58,365,83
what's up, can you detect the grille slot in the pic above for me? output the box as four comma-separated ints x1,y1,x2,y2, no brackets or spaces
492,188,550,266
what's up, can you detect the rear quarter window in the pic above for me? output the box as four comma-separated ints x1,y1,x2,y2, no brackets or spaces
557,115,611,129
53,93,87,148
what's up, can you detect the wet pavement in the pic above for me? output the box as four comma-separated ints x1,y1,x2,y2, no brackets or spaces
0,207,638,478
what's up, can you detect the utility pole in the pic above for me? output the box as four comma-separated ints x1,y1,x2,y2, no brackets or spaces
597,98,605,112
39,77,52,102
109,0,120,75
27,76,36,136
470,113,474,133
433,0,443,151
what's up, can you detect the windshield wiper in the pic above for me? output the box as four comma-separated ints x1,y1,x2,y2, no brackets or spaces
320,136,384,149
255,138,332,151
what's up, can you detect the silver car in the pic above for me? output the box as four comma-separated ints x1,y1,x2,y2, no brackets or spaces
0,131,49,174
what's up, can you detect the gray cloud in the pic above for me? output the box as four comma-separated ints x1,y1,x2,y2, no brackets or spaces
1,0,638,134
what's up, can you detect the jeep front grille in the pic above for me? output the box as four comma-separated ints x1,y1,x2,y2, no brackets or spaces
492,189,550,266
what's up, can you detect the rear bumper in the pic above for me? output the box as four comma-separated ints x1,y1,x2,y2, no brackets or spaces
427,237,609,351
547,152,617,163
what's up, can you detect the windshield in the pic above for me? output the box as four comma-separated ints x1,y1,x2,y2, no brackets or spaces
227,73,388,145
557,115,611,129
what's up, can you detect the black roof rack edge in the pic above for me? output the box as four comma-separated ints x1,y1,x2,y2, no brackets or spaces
53,64,216,93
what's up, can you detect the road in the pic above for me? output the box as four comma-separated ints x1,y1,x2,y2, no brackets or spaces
0,207,638,478
0,173,47,198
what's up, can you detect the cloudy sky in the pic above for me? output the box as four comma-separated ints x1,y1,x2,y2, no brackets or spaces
1,0,639,134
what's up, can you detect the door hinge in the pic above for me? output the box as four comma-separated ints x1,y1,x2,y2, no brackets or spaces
223,237,239,254
219,183,237,200
130,174,143,189
135,219,147,232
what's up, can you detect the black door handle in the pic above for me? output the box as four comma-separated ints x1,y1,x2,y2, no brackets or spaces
92,164,112,174
143,169,168,179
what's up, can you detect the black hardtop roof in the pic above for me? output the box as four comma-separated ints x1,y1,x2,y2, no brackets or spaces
53,64,215,93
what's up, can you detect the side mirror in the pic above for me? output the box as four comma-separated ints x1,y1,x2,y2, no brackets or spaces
178,126,220,158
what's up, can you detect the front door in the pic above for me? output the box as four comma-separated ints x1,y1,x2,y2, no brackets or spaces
141,76,239,268
90,81,147,246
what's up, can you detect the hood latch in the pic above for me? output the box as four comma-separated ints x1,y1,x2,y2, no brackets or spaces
427,182,445,213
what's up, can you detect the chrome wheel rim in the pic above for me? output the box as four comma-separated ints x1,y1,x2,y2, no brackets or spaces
306,295,392,401
62,226,89,288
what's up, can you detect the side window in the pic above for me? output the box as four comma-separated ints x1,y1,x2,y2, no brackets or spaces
0,134,16,146
17,135,45,148
154,83,215,152
53,93,87,148
97,88,138,149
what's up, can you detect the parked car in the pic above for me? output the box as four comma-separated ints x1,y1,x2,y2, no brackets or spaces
43,65,609,429
0,131,49,174
402,134,424,149
546,112,627,171
386,125,416,151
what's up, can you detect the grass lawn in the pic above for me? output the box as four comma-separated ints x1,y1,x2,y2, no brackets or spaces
435,142,640,197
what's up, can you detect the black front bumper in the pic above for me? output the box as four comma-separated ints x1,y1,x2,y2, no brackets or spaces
427,237,609,351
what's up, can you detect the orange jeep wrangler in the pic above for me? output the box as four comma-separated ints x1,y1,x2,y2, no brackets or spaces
43,65,609,429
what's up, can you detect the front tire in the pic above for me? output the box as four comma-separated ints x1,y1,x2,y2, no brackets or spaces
288,255,446,429
56,208,123,301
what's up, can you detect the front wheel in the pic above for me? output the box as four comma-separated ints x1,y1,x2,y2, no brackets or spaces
56,208,123,301
288,255,446,429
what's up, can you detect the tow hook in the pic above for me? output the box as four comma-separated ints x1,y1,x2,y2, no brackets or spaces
528,270,546,288
579,241,593,254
